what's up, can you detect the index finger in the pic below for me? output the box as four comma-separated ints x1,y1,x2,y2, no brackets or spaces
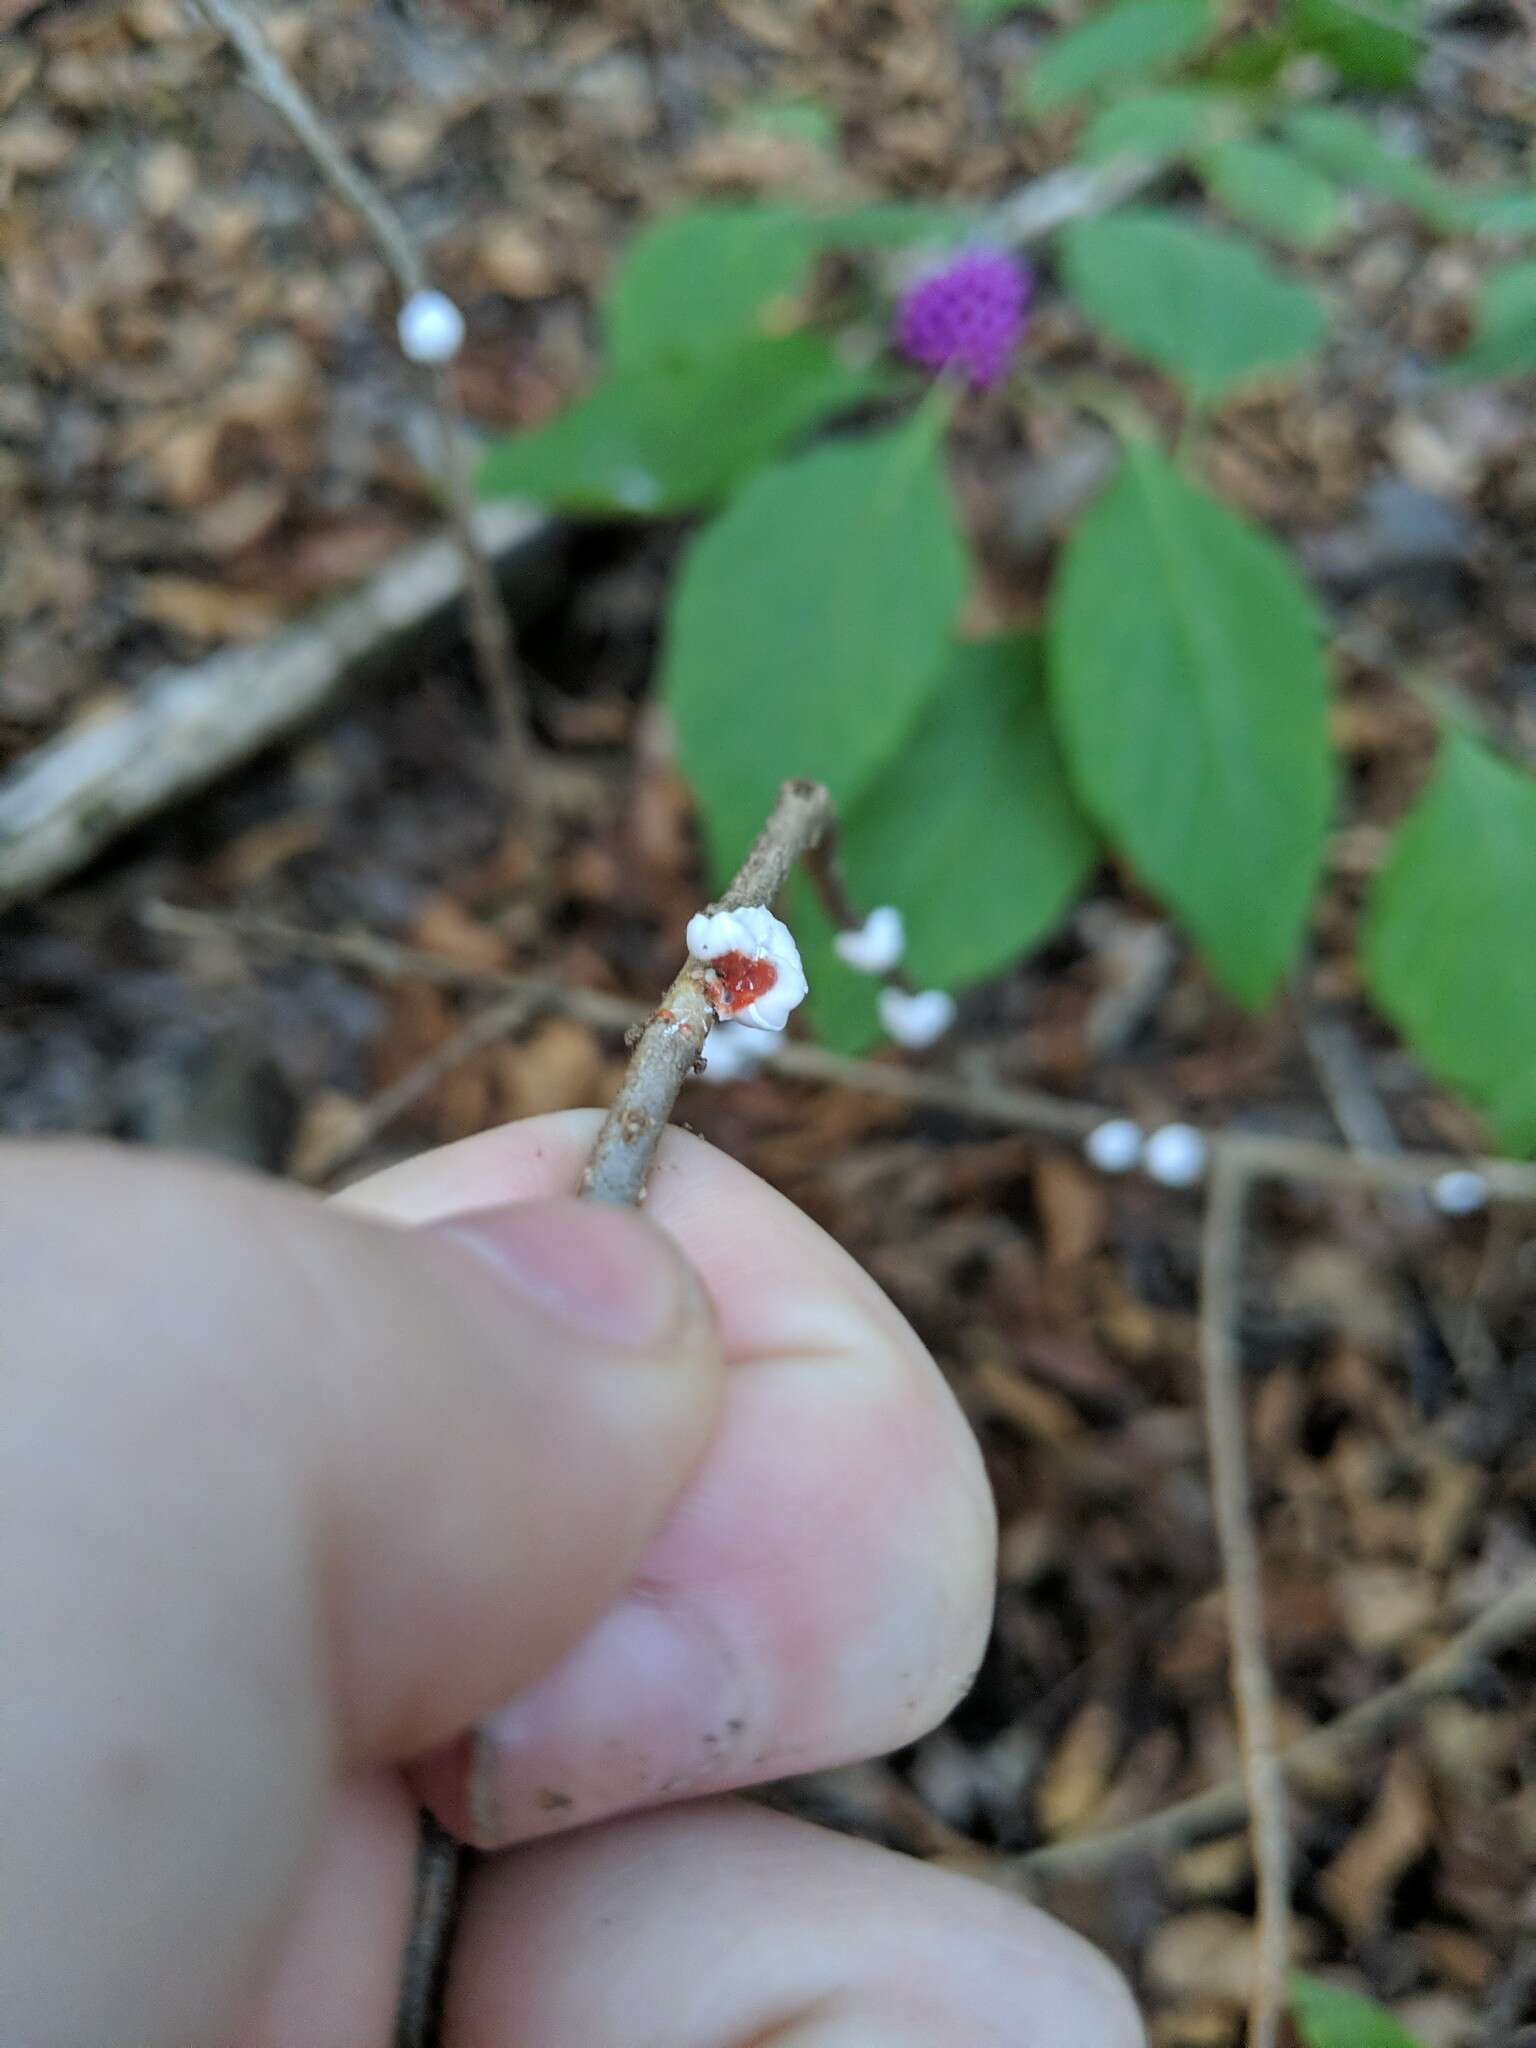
344,1111,997,1847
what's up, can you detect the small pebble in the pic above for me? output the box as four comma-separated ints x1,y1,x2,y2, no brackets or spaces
1084,1118,1144,1174
878,986,956,1050
397,289,466,364
834,906,906,976
1432,1169,1488,1216
1144,1123,1208,1189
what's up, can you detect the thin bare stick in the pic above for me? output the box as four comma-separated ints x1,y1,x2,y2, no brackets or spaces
189,0,535,802
1198,1156,1289,2048
140,900,1536,1204
580,779,835,1205
296,991,535,1186
1300,996,1501,1390
1015,1570,1536,1885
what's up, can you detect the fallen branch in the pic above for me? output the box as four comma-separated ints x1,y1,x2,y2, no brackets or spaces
140,901,1536,1205
0,504,558,912
1198,1156,1289,2048
1014,1571,1536,1885
188,0,536,799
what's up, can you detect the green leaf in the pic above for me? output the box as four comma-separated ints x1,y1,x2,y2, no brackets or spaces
959,0,1024,21
663,403,969,877
796,636,1098,1051
603,201,974,370
1196,28,1293,83
605,205,820,367
1078,87,1249,163
1286,0,1422,86
1046,441,1331,1004
1439,261,1536,381
475,332,885,514
1020,0,1215,115
1280,108,1452,223
1363,730,1536,1151
1060,209,1326,403
1291,1977,1428,2048
1199,137,1346,248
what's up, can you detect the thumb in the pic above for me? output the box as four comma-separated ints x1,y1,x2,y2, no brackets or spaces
0,1141,720,2045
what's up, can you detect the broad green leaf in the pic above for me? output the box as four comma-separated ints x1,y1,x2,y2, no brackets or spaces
1196,28,1292,83
1439,261,1536,381
1060,209,1326,402
1363,730,1536,1151
1286,0,1421,85
663,404,969,877
1292,1976,1428,2048
1280,108,1452,223
795,636,1098,1051
1078,87,1248,163
605,205,820,366
1456,187,1536,237
604,201,974,369
1046,441,1331,1004
475,333,884,513
1020,0,1215,115
1199,137,1345,248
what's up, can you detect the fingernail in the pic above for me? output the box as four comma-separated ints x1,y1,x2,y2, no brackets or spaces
437,1199,692,1351
416,1592,753,1843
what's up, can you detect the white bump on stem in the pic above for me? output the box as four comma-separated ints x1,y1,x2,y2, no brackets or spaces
685,905,808,1033
1085,1117,1144,1174
1145,1123,1208,1188
878,986,957,1050
695,1021,769,1084
1432,1169,1488,1216
397,289,466,364
834,905,906,975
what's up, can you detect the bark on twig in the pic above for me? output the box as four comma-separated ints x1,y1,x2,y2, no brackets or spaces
189,0,537,801
0,505,557,911
580,780,835,1206
1198,1156,1289,2048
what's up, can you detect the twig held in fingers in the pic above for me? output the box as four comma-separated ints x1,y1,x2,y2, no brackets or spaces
188,0,535,803
1198,1155,1289,2048
580,779,835,1205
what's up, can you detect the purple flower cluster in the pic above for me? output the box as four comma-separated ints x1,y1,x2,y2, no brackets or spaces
896,248,1033,391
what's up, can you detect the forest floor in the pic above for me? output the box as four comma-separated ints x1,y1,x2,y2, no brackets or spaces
4,2,1536,2041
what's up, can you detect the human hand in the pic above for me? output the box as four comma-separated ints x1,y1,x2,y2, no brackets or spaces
1,1114,1140,2046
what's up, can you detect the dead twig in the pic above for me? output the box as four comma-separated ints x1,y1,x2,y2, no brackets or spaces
581,779,836,1205
1014,1570,1536,1884
188,0,537,804
296,991,536,1187
141,899,1536,1205
1198,1155,1289,2048
0,506,555,913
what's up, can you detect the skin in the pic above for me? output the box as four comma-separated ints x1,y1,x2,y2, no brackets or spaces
0,1113,1143,2048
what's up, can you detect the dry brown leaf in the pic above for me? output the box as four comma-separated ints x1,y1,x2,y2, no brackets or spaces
496,1017,609,1121
1170,1833,1251,1901
1334,1563,1440,1655
477,217,558,298
1318,1749,1433,1940
286,1090,368,1182
1143,1911,1258,2009
1036,1699,1118,1839
136,575,281,641
210,812,325,889
1032,1153,1107,1267
407,896,511,973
